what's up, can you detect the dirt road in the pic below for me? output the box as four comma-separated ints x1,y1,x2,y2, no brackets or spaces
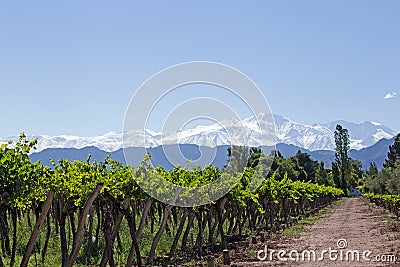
233,198,400,266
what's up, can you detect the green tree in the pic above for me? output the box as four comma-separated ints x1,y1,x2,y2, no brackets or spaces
384,133,400,169
349,159,363,187
364,159,400,194
334,124,351,192
331,162,341,188
315,162,332,186
224,146,249,174
290,150,318,182
386,159,400,194
273,157,299,181
363,163,379,193
247,147,263,168
366,162,378,180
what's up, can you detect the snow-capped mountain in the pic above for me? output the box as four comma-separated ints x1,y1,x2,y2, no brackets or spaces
273,115,396,151
1,114,397,152
0,131,123,153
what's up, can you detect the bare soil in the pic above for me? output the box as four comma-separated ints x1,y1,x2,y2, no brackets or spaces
232,198,400,267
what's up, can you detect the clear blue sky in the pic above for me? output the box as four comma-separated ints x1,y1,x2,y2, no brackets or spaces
1,1,399,136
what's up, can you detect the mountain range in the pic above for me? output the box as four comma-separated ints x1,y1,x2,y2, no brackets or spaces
29,136,396,170
1,114,396,152
0,114,396,169
1,114,398,170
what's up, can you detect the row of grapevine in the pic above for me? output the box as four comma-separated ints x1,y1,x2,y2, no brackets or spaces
363,193,400,218
0,134,343,266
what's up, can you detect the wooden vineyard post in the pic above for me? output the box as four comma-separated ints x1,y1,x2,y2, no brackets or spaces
20,192,54,267
207,255,215,267
223,249,230,265
65,183,103,267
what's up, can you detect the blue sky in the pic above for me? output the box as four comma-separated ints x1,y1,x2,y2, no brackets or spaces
1,1,399,136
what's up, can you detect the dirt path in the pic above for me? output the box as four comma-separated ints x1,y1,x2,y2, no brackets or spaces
233,198,400,266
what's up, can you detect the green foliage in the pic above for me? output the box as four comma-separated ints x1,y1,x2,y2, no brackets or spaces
364,135,400,195
384,133,400,169
332,162,341,189
364,192,400,218
257,172,343,205
272,156,299,181
0,133,48,209
365,163,378,179
315,162,333,186
349,159,363,187
334,124,351,192
290,150,318,182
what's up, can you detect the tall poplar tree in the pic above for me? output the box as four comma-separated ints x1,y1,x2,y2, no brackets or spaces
334,124,351,191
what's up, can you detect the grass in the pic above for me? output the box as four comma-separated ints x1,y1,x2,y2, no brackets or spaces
245,247,258,258
283,224,304,238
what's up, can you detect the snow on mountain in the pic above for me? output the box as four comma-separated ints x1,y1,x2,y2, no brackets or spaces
1,114,397,152
158,115,276,148
273,115,335,151
274,115,396,150
0,132,123,153
326,120,396,150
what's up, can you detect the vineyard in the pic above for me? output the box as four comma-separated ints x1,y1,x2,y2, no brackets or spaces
1,134,344,266
363,193,400,219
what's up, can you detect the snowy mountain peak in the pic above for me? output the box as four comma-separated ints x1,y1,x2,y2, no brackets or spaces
0,114,397,153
